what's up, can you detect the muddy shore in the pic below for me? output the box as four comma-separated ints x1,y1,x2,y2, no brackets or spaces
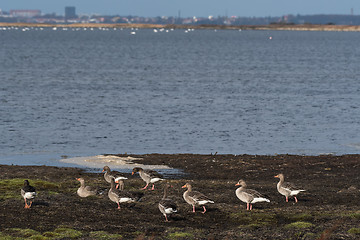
0,154,359,239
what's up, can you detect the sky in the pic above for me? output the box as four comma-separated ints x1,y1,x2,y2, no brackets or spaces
1,0,360,18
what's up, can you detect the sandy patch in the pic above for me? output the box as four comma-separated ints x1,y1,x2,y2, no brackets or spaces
59,155,171,170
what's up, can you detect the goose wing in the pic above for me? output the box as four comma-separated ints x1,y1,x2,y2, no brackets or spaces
189,190,213,202
159,198,177,211
143,169,163,179
282,181,299,191
84,185,97,192
23,184,36,193
245,189,263,198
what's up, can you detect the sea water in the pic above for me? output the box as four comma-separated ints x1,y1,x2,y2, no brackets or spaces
1,27,360,167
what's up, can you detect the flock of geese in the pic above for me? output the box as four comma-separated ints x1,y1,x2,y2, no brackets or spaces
21,166,306,221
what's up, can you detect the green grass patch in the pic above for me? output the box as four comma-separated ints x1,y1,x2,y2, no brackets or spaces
3,228,40,238
0,178,60,200
0,228,49,239
168,231,194,239
348,228,360,235
27,235,49,240
89,231,123,239
43,227,82,239
285,221,314,229
230,212,277,226
244,223,262,229
0,227,119,239
342,211,360,220
52,227,82,239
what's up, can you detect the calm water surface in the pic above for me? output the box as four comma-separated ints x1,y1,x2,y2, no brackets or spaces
1,27,360,167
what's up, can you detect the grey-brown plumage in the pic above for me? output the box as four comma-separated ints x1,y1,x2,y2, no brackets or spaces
275,173,305,203
108,178,136,210
235,179,270,210
102,166,127,190
132,167,164,190
21,180,36,209
76,178,97,197
158,184,177,221
182,183,214,214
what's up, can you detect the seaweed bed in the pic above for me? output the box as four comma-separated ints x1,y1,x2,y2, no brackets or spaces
0,154,359,239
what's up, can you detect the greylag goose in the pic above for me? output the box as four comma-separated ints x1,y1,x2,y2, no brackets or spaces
235,179,270,211
116,179,144,202
108,178,136,210
158,183,177,222
182,183,214,214
275,173,305,203
76,178,97,197
21,180,36,209
132,167,164,190
102,166,128,190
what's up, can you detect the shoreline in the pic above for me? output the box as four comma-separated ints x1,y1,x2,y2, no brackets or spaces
1,153,359,239
2,22,360,32
2,152,360,169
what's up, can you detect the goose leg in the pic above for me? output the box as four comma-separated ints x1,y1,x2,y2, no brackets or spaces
250,204,252,211
141,183,149,190
192,205,196,213
117,202,121,210
151,184,155,190
286,196,289,202
246,203,250,210
24,198,29,208
202,206,207,214
294,196,298,203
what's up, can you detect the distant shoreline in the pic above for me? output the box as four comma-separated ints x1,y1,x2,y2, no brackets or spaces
2,22,360,31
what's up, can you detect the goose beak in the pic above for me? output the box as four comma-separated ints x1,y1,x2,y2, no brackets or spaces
235,183,240,186
131,172,135,175
76,178,80,181
181,184,187,188
274,175,279,178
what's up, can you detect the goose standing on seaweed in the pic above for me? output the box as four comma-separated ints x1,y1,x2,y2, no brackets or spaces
21,180,36,209
108,178,137,210
158,183,178,222
102,166,128,190
76,178,98,197
275,173,306,203
132,167,164,190
235,179,270,211
182,183,214,214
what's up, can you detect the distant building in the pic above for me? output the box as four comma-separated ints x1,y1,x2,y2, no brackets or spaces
65,6,76,19
10,10,41,18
